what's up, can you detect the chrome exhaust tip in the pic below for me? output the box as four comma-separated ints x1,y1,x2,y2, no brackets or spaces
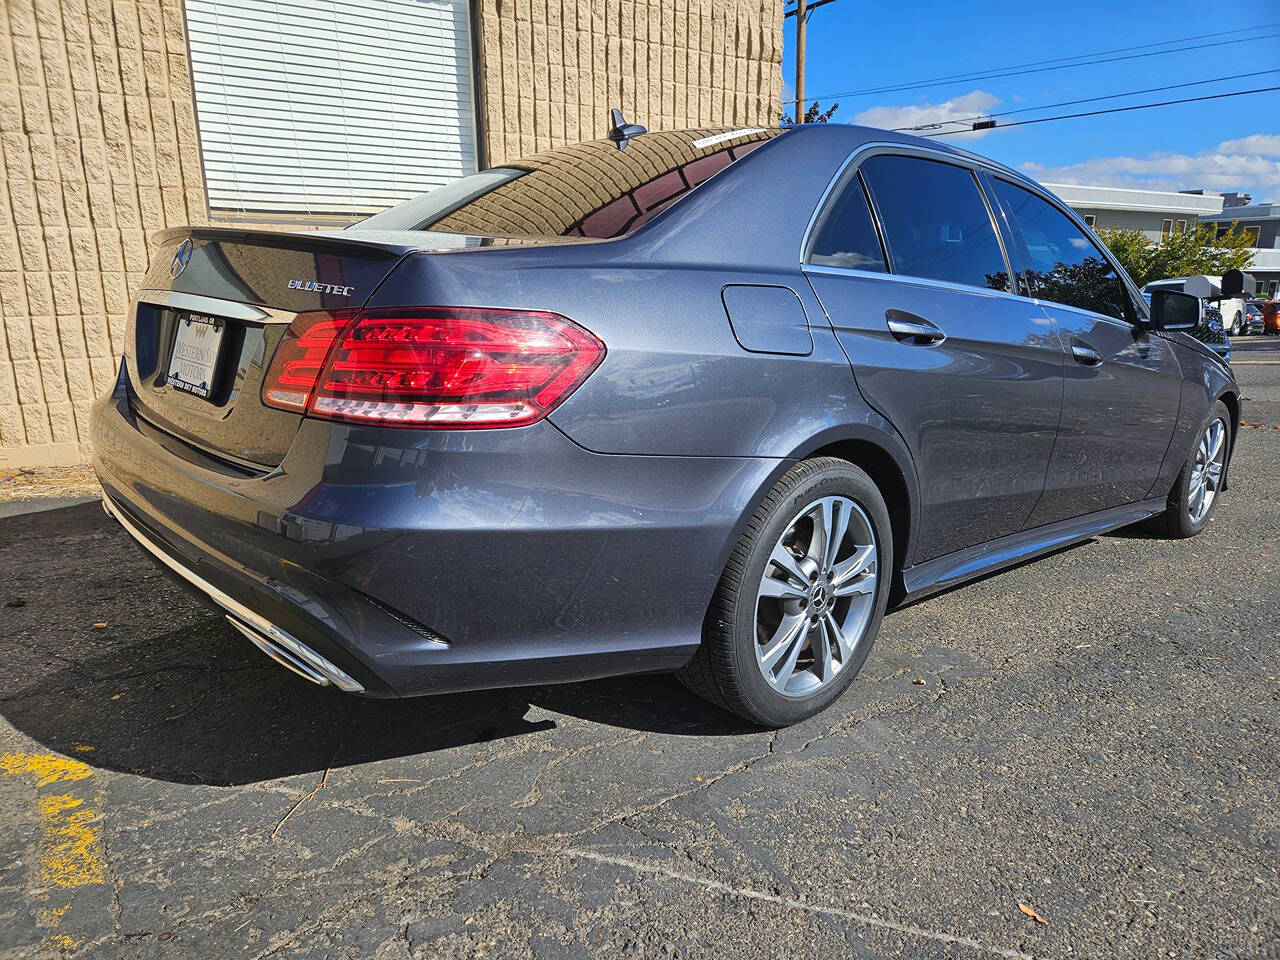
102,493,365,693
225,616,360,691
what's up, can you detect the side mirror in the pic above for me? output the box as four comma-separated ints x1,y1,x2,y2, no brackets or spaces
1221,269,1257,298
1150,290,1201,331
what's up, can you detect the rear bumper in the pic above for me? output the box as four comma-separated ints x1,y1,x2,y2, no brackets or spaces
91,370,782,697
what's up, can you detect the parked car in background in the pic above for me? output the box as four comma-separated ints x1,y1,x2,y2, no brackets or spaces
1242,302,1265,336
1250,298,1280,335
92,123,1242,726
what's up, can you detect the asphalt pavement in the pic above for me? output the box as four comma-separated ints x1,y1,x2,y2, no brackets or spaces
1,338,1278,960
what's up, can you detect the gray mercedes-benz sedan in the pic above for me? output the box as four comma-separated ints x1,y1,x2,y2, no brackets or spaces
92,123,1241,726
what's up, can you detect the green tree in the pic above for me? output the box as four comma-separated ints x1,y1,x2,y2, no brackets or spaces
1095,222,1256,288
780,101,839,126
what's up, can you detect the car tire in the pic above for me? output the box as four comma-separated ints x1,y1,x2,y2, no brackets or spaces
1146,400,1231,539
678,457,893,727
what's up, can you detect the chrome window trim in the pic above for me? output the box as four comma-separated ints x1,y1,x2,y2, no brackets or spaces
801,140,1037,265
804,262,1044,308
801,142,1021,296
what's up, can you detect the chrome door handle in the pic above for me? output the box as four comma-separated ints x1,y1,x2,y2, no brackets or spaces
1071,342,1103,365
886,314,946,344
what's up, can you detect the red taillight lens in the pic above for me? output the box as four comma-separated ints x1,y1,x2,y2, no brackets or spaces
261,310,359,413
262,306,605,429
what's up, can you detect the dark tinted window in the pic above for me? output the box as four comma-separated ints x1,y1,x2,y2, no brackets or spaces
860,155,1010,291
357,128,777,239
992,179,1129,321
809,174,886,272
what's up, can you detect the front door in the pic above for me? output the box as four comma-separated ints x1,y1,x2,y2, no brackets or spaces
804,153,1064,563
986,178,1182,527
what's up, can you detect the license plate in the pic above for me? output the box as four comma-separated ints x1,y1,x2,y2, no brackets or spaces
167,313,227,399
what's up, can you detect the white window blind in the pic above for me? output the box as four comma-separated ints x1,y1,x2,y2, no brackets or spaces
184,0,478,216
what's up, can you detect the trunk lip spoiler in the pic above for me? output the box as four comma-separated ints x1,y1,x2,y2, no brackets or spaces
149,225,606,256
150,224,417,257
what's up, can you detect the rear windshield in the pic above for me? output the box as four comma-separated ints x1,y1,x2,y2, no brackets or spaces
355,128,779,239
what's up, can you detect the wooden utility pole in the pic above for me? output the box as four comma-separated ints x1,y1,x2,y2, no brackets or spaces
794,0,806,123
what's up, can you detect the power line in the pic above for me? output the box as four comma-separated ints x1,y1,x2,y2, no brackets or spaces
924,85,1280,137
794,25,1280,103
850,22,1277,93
895,68,1280,132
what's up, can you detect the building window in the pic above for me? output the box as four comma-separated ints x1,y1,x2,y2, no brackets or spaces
1161,219,1173,238
1082,214,1096,228
1174,219,1186,234
184,0,478,218
1244,226,1262,246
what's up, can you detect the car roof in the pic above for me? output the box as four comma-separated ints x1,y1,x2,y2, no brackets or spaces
780,123,1040,190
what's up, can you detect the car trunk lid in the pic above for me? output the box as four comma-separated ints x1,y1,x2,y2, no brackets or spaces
126,226,578,469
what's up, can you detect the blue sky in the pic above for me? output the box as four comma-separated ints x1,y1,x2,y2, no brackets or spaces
782,0,1280,200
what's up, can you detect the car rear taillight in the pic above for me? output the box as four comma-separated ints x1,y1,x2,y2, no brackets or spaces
262,307,604,429
261,310,360,414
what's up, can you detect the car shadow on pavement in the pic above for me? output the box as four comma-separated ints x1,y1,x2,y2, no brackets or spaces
0,620,752,787
0,504,751,786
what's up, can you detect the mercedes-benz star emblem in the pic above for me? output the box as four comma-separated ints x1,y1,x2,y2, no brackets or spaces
169,238,193,279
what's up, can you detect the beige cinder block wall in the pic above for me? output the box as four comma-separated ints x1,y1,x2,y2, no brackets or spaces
0,0,209,468
0,0,782,469
473,0,784,165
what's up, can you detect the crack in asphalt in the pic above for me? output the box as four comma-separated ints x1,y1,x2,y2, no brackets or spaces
554,846,1039,960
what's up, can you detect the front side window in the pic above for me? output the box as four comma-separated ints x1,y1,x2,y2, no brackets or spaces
808,173,887,272
858,154,1011,291
355,128,778,239
992,179,1130,321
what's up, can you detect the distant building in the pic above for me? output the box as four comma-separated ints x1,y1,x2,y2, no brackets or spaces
1048,182,1277,298
1045,183,1225,241
1200,203,1280,298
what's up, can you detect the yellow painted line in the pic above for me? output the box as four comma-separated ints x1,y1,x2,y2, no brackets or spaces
1231,359,1280,364
1,752,107,949
0,752,93,788
37,792,106,888
38,905,70,926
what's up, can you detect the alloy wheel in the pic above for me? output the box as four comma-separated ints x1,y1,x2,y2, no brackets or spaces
1188,418,1227,525
754,496,878,698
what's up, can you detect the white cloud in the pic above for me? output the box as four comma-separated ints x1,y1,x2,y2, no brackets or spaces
1019,134,1280,200
854,90,1000,140
1215,134,1280,157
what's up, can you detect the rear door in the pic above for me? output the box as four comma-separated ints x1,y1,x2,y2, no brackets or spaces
803,151,1064,563
986,178,1182,526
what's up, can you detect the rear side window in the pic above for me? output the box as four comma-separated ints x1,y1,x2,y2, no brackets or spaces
809,174,887,272
860,155,1010,292
991,179,1130,321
